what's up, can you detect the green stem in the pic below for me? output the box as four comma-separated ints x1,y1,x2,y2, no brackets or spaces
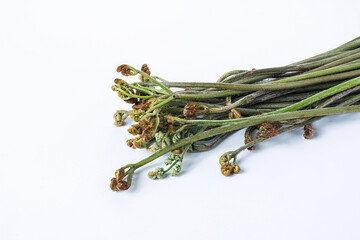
132,105,360,170
274,62,360,84
141,69,360,92
117,87,155,99
208,75,360,117
152,76,169,82
127,65,173,94
127,83,154,95
291,37,360,65
174,90,243,99
310,50,360,72
164,159,180,174
146,96,174,113
170,105,360,125
221,48,360,84
273,76,360,114
217,70,247,82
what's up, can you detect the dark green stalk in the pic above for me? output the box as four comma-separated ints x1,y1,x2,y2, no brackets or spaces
217,70,247,82
291,37,360,65
141,69,360,92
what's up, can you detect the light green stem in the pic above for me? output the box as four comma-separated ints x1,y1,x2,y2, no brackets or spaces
127,65,173,94
173,76,360,125
146,96,175,113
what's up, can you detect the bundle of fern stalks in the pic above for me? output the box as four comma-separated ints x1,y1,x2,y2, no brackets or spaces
110,36,360,191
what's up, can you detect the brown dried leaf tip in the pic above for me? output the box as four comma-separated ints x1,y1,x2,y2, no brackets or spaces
183,102,209,118
126,137,147,149
139,117,157,142
303,124,314,139
110,168,131,191
232,164,241,174
221,165,232,176
221,163,241,176
117,64,136,76
133,98,157,112
128,124,142,135
141,64,151,75
126,116,157,147
159,116,176,133
110,178,119,191
256,122,279,139
113,78,127,85
115,168,125,180
116,180,130,191
139,64,151,82
110,179,130,191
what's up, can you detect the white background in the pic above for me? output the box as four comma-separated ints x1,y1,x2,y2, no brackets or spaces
1,0,360,239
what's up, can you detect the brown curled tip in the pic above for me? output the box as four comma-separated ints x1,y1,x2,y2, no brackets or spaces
141,64,151,75
303,124,314,139
160,117,176,132
256,122,279,138
139,64,151,82
117,64,133,76
113,110,130,127
110,178,119,191
115,168,125,180
114,78,127,85
233,164,241,174
110,177,131,191
221,165,231,176
128,124,141,136
183,102,209,118
116,180,130,191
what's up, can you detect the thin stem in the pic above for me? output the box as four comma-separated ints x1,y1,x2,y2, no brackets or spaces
274,62,360,84
291,37,360,65
146,96,174,113
131,105,360,171
127,83,154,96
272,76,360,114
152,76,169,82
310,50,360,72
117,87,155,99
127,65,173,95
170,105,360,125
192,132,234,152
208,90,293,114
174,90,243,99
231,118,318,158
140,69,360,92
217,70,247,82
